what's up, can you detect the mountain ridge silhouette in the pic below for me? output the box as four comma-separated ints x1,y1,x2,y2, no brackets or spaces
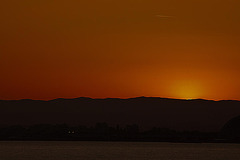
1,96,240,132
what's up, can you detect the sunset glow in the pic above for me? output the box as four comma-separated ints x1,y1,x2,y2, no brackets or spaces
0,0,240,100
170,80,203,100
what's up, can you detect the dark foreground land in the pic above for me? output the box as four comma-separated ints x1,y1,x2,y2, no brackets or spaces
0,97,240,142
0,122,239,143
1,97,240,132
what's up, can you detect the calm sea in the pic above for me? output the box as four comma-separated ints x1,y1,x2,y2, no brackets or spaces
0,141,240,160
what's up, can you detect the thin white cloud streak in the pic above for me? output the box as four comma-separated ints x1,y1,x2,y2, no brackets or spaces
155,15,174,18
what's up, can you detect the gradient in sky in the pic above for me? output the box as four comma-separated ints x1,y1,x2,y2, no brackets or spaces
1,0,240,100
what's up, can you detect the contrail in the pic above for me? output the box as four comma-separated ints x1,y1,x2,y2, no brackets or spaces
155,15,174,18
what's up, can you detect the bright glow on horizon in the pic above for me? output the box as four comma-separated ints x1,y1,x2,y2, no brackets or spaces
169,80,204,100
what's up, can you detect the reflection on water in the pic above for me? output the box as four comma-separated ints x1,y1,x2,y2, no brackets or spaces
0,141,240,160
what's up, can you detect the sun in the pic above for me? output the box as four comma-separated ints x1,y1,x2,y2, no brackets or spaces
170,80,203,100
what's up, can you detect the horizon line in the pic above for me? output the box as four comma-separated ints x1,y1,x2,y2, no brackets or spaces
1,96,239,102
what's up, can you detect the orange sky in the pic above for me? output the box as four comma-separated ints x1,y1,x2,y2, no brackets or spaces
1,0,240,100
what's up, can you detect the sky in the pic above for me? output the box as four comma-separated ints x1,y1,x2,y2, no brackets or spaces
1,0,240,100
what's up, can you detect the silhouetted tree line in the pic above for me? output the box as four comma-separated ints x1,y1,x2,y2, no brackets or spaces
0,123,231,142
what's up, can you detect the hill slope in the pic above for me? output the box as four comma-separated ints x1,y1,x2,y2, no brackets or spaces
1,97,240,131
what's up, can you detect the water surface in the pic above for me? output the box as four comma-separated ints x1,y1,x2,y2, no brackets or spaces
0,141,240,160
